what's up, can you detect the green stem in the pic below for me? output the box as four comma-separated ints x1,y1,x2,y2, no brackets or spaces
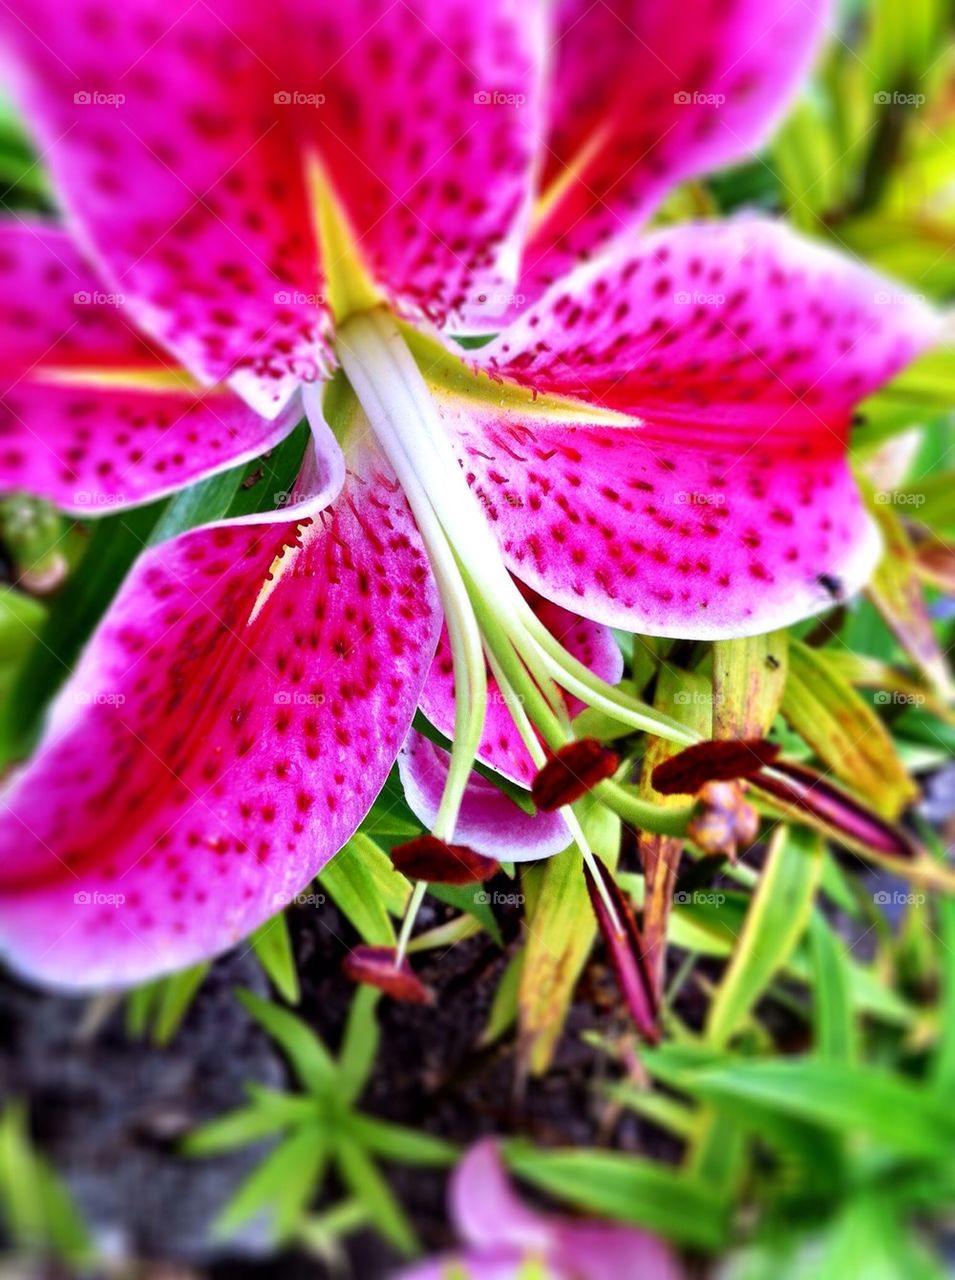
599,779,695,838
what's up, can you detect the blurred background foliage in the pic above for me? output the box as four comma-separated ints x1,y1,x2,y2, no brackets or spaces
0,0,953,1276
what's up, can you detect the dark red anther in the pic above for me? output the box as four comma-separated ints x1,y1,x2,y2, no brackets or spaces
757,762,916,860
391,834,500,885
584,855,660,1043
343,945,434,1005
651,738,780,796
531,739,619,811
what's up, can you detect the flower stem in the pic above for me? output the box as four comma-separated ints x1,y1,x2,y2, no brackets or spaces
396,879,428,966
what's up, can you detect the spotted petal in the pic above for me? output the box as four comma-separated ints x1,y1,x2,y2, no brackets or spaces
0,439,440,988
505,0,830,319
0,221,307,512
0,0,543,412
420,220,942,638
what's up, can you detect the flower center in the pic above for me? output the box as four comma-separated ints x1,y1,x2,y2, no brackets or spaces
332,307,698,939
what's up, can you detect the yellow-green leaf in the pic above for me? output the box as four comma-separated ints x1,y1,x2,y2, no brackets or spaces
706,827,823,1048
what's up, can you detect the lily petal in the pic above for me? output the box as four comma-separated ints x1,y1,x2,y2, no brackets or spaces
1,0,543,409
419,587,623,786
0,440,440,988
397,732,571,861
0,221,305,511
508,0,831,317
431,220,941,637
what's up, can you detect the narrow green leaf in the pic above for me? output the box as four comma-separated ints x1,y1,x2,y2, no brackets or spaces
479,946,524,1046
146,462,246,546
343,1114,456,1166
519,795,619,1074
336,987,380,1105
236,990,336,1094
660,1058,955,1159
335,1138,417,1255
503,1144,728,1251
809,913,857,1064
429,882,503,946
706,827,823,1047
152,962,210,1046
814,1193,945,1280
216,1126,327,1240
250,913,300,1004
319,834,408,945
182,1104,300,1157
125,979,161,1039
783,640,916,817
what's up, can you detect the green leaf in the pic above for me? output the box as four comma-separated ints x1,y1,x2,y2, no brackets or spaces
519,794,619,1074
250,913,300,1004
152,962,210,1046
504,1144,729,1251
813,1193,947,1280
429,882,503,946
0,1104,90,1265
479,946,524,1046
236,990,336,1094
644,1046,845,1186
782,640,916,817
145,461,246,546
336,987,381,1106
866,499,953,699
182,1103,303,1157
706,827,823,1047
712,631,788,738
216,1125,328,1240
343,1114,456,1166
335,1138,417,1255
224,419,309,521
808,914,857,1064
125,979,162,1039
655,1057,955,1159
1,499,164,756
319,834,409,944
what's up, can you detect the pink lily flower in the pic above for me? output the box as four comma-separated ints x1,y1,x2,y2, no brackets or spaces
393,1139,682,1280
0,1,941,987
